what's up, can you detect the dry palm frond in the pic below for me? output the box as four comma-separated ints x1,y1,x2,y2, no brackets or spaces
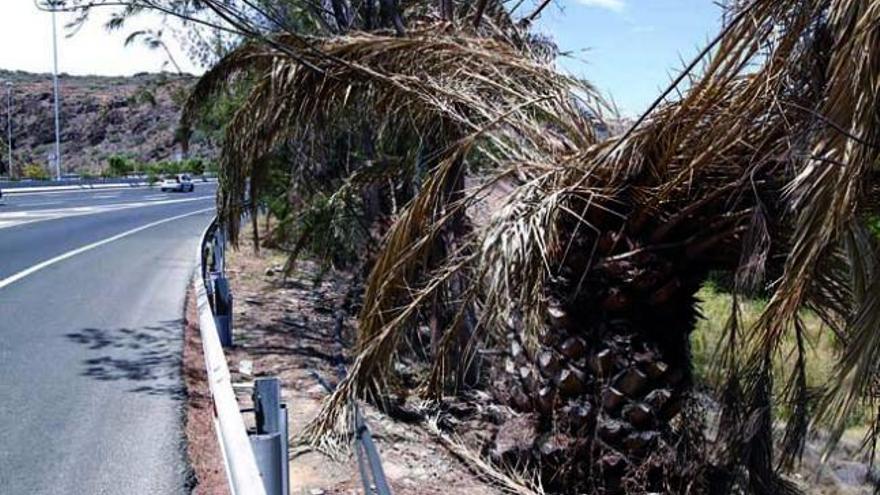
465,0,880,487
185,24,607,240
185,20,613,446
424,418,546,495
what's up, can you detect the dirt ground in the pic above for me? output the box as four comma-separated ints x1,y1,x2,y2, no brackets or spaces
222,239,505,495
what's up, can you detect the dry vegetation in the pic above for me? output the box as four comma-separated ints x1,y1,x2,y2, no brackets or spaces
690,287,876,494
692,285,839,409
186,1,880,492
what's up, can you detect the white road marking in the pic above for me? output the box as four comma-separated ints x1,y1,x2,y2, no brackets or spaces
93,193,120,199
0,207,215,291
2,186,147,197
0,196,213,230
23,201,62,207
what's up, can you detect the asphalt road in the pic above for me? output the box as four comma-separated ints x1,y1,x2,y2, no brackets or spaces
0,184,217,494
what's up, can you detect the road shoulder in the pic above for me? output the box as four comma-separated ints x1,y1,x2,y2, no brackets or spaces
183,284,232,495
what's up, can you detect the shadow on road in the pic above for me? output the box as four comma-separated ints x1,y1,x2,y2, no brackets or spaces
65,320,184,399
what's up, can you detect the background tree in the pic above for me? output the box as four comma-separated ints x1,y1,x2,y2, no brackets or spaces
106,154,133,176
123,29,184,74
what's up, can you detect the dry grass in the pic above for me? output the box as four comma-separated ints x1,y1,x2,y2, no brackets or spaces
691,283,872,431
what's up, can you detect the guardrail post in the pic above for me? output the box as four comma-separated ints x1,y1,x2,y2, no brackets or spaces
217,291,233,348
252,377,289,495
279,403,289,495
254,378,280,433
249,433,283,495
210,272,234,347
213,229,225,273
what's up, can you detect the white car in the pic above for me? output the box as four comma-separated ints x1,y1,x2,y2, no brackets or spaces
160,174,194,192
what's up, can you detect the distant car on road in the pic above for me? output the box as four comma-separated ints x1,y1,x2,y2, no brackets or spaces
160,174,194,192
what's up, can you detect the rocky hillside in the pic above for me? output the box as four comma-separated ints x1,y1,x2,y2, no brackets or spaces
0,70,215,176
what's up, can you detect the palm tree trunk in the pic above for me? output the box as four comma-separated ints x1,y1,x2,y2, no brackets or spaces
491,200,713,493
378,0,406,35
361,0,376,30
329,0,351,31
440,0,454,22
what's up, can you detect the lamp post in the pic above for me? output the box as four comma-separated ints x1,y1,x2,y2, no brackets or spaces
4,81,11,178
50,3,62,181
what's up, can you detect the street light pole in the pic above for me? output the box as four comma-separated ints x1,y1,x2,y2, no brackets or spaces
5,81,11,178
50,5,62,181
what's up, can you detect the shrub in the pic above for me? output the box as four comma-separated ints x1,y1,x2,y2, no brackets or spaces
107,155,133,177
164,161,182,175
186,158,205,176
144,162,165,177
139,159,212,178
869,215,880,239
150,160,178,175
22,163,50,181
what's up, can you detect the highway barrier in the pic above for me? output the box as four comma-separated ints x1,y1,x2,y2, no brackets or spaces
199,215,388,495
249,378,290,495
353,403,393,495
316,311,393,495
196,218,289,495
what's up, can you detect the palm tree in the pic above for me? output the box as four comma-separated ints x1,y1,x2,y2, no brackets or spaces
299,1,880,493
179,11,612,489
50,0,880,492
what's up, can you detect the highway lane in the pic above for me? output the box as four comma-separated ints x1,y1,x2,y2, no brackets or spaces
0,181,215,213
0,185,217,494
0,186,217,281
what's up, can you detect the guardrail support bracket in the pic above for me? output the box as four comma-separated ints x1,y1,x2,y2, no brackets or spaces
251,377,289,495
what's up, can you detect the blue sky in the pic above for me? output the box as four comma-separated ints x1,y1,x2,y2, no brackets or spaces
534,0,724,116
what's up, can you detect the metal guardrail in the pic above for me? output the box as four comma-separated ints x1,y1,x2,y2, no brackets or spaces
309,313,393,495
0,173,218,188
309,368,392,495
200,215,387,495
353,403,393,495
197,218,289,495
1,175,218,194
248,378,290,495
